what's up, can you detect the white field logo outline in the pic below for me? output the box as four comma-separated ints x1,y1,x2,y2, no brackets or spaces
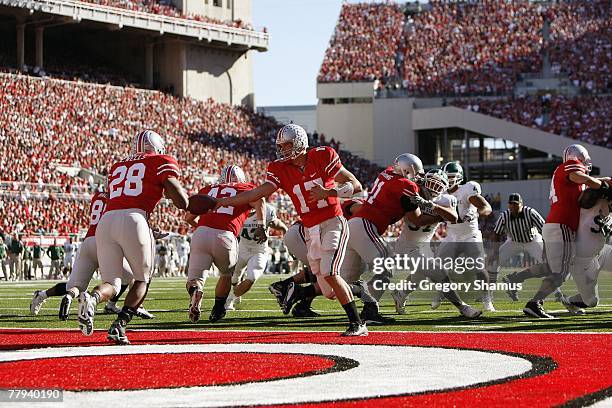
0,343,533,408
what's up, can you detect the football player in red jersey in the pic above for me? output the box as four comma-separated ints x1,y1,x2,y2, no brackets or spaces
342,154,458,325
184,165,266,323
78,130,189,344
269,197,366,318
522,144,611,318
29,188,154,321
214,124,367,336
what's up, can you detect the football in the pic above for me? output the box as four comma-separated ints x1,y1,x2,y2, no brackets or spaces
187,194,218,215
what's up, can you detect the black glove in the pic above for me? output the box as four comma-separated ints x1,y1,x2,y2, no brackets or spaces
408,194,436,213
600,180,612,201
253,225,268,244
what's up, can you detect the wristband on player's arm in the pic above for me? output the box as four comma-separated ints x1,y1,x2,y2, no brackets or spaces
333,182,354,198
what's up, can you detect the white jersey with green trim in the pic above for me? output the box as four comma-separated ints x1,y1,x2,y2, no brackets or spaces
576,198,612,259
238,203,278,252
446,181,481,240
398,193,456,243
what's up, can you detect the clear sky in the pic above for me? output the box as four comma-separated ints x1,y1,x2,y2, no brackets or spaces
252,0,344,108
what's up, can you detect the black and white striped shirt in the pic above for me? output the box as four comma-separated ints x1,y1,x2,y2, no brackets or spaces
493,206,545,243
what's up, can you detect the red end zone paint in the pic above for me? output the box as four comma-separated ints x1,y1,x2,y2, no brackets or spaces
0,352,336,391
0,329,610,407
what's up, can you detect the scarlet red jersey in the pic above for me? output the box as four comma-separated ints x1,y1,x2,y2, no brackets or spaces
355,167,419,235
105,153,180,215
546,159,587,231
341,198,365,220
266,146,343,228
196,182,256,236
85,192,108,238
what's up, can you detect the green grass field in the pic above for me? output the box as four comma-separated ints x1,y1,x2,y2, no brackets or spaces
1,272,612,333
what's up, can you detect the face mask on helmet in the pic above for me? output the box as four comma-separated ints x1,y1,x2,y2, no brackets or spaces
424,170,449,198
276,124,308,161
443,161,464,188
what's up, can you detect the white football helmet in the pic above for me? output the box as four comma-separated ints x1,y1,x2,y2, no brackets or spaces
563,144,592,173
276,124,308,161
133,130,165,155
219,165,246,184
423,169,449,198
393,153,424,181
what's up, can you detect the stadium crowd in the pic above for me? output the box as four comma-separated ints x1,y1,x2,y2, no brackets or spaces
0,74,381,236
399,1,543,96
318,3,405,83
320,1,610,96
548,0,610,93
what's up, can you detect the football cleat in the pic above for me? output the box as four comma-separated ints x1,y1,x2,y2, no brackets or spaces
292,301,321,318
268,281,286,307
502,276,519,301
431,291,443,310
135,307,155,319
209,305,226,323
281,282,302,315
30,290,47,316
459,304,482,318
225,294,238,311
360,302,395,325
523,300,555,319
341,322,368,337
107,320,130,345
560,296,586,315
189,289,203,323
78,292,96,336
104,302,122,315
482,294,496,312
58,294,73,321
391,289,408,315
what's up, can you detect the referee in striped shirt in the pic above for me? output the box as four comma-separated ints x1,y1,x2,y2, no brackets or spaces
488,194,545,300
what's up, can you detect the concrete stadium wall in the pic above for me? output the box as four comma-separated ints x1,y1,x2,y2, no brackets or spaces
156,40,186,96
154,41,253,106
184,45,253,106
372,97,415,166
177,0,252,24
317,102,374,160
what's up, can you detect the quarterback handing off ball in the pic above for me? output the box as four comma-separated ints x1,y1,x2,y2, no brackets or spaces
187,194,218,215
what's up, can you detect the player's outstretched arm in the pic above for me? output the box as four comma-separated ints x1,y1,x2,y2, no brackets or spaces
163,177,189,210
431,204,458,223
217,182,277,208
570,171,610,192
469,195,492,216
